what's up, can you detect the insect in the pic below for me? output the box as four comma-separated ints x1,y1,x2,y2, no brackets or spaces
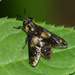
13,9,68,66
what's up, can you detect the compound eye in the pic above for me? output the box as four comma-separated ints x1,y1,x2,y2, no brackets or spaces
23,21,27,25
28,17,33,21
23,21,27,27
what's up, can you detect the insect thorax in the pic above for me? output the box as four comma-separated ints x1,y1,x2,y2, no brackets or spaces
26,22,40,35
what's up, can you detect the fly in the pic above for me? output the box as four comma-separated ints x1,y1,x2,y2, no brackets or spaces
13,9,68,66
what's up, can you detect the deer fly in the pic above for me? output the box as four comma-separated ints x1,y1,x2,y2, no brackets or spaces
13,9,68,66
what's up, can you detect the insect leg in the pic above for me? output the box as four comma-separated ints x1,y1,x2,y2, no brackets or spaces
13,26,26,32
22,37,28,49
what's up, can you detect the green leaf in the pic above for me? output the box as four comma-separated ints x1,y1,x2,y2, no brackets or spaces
0,17,75,75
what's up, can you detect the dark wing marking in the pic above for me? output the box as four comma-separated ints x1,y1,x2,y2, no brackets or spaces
39,26,68,48
28,35,41,66
41,43,52,60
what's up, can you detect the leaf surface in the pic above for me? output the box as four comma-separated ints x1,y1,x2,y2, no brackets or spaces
0,17,75,75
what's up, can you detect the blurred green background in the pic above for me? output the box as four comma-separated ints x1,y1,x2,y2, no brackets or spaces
0,0,75,27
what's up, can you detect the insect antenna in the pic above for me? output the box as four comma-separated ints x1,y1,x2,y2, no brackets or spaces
16,9,29,20
24,8,27,18
24,8,29,20
16,15,25,20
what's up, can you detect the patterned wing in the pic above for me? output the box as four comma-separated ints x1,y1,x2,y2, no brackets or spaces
28,35,41,66
41,41,52,60
39,26,68,48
